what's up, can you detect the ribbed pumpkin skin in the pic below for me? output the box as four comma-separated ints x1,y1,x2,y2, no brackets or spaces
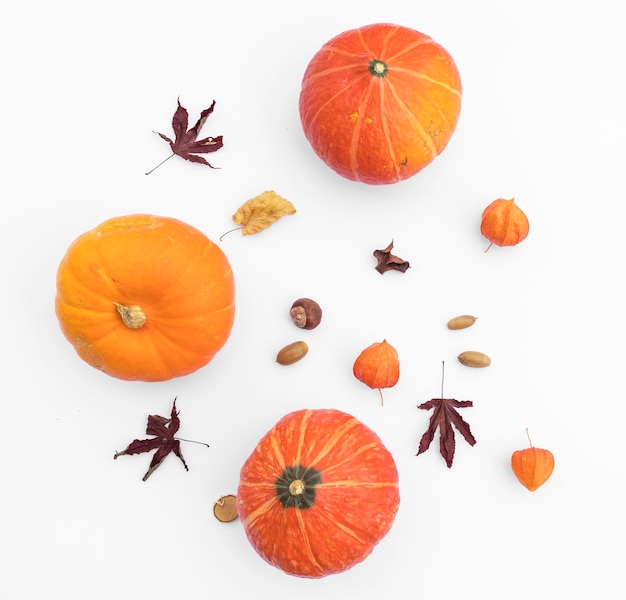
55,214,235,382
299,23,462,185
237,408,400,578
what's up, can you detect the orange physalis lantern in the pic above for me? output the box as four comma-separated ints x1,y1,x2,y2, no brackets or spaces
511,430,555,491
353,339,400,405
480,198,529,251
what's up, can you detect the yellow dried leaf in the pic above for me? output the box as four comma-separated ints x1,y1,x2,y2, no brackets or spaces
232,190,296,236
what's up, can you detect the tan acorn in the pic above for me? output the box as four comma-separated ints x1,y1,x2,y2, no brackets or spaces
276,341,309,365
447,315,477,330
458,351,491,368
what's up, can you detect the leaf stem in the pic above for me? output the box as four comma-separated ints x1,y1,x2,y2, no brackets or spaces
219,226,243,241
145,153,175,175
174,437,210,448
441,360,445,398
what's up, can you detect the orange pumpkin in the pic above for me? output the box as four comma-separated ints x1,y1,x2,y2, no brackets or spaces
299,22,462,185
237,408,400,578
55,214,235,382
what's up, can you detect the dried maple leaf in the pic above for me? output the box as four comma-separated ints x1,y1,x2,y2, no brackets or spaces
146,98,223,174
416,397,476,468
373,240,410,274
221,190,296,239
114,398,199,481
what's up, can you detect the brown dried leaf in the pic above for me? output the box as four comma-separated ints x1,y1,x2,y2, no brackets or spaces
232,190,296,236
416,398,476,468
146,99,223,174
373,240,410,274
113,398,206,481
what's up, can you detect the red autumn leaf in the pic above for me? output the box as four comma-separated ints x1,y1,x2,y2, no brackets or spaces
146,98,223,174
114,398,192,481
373,240,410,274
416,398,476,468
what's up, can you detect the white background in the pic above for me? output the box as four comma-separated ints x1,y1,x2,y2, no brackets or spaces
1,1,624,598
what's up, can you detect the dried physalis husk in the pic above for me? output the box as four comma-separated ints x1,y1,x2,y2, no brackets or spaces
458,351,491,368
447,315,477,330
213,495,238,522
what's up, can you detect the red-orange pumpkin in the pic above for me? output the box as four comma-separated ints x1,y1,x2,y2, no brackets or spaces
237,408,400,577
55,214,235,382
299,22,462,185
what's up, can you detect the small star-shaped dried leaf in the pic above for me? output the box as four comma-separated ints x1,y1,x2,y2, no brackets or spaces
114,399,197,481
373,240,410,274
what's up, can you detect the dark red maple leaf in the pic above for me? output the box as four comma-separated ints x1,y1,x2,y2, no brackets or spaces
416,397,476,468
114,399,198,481
373,240,410,274
146,98,223,174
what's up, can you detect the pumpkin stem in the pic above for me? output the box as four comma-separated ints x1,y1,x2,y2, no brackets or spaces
288,480,306,496
369,59,388,77
114,302,147,329
378,388,384,406
484,242,494,253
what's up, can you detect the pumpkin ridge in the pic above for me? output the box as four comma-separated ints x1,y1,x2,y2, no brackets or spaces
303,59,367,81
76,324,165,379
393,67,462,98
374,23,398,63
316,441,385,476
384,77,437,158
240,496,280,530
302,71,370,131
349,79,378,179
385,37,437,63
269,432,286,470
376,77,400,180
57,256,117,312
311,503,368,545
294,410,313,466
294,509,324,574
305,417,362,468
355,26,377,57
142,324,205,374
153,240,219,305
141,315,207,357
56,302,119,322
318,43,369,60
318,480,399,490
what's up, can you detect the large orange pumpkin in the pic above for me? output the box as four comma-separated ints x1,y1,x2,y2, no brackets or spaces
299,23,462,185
55,214,235,382
237,408,400,578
